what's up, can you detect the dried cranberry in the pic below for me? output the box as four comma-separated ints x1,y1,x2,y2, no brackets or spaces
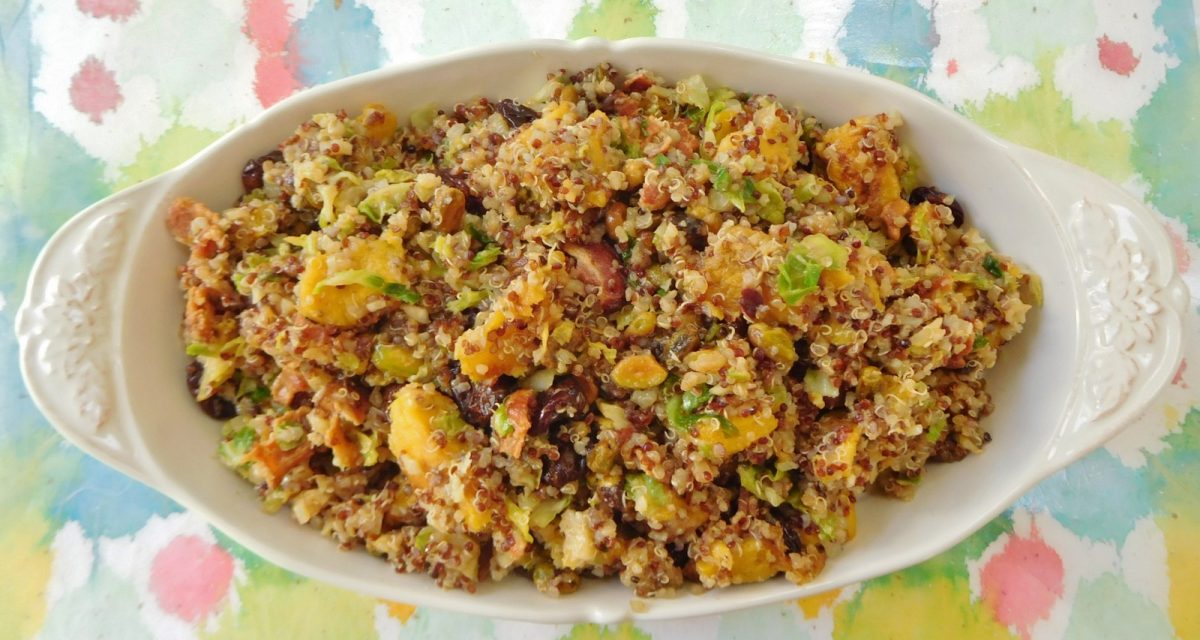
740,288,765,320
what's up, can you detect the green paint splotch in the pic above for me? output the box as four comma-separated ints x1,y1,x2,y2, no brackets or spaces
420,0,529,55
1064,574,1175,640
39,567,155,640
568,0,657,40
963,55,1134,182
114,125,223,190
560,622,652,640
684,0,804,55
980,0,1096,61
202,568,377,639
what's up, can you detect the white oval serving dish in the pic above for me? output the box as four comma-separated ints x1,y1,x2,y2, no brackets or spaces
17,38,1188,623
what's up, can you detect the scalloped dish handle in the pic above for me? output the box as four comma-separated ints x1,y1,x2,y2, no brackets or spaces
15,175,168,485
1007,145,1189,468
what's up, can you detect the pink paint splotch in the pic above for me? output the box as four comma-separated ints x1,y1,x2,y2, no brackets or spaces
149,535,234,623
1097,36,1140,76
244,0,301,108
947,58,959,77
979,525,1064,639
69,57,122,124
1173,359,1188,388
1165,222,1192,272
77,0,139,20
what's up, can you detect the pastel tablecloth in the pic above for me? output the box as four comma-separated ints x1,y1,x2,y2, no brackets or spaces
2,1,1198,638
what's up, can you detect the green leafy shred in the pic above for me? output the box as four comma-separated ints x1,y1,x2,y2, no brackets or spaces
925,414,948,442
491,400,513,437
653,153,670,167
982,254,1004,279
447,289,489,313
469,244,502,270
315,270,421,303
778,233,850,305
756,178,786,224
666,390,737,436
466,223,494,246
737,464,791,507
973,334,989,350
711,164,731,191
778,251,823,304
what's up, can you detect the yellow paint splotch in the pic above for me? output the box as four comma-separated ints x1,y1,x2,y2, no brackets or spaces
1160,511,1200,637
0,510,54,639
833,573,1016,640
383,600,417,624
796,587,842,619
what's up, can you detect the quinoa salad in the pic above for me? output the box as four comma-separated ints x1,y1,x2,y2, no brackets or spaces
169,64,1039,596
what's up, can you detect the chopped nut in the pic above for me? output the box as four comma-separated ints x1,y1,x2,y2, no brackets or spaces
685,348,726,373
432,185,466,232
565,242,627,312
612,353,668,389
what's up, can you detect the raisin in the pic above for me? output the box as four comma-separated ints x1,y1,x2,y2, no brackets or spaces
534,375,597,435
451,376,516,429
908,186,965,227
241,149,283,193
199,394,237,420
542,445,581,488
497,99,539,128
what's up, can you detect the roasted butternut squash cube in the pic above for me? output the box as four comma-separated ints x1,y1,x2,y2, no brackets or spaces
817,114,911,239
387,383,469,489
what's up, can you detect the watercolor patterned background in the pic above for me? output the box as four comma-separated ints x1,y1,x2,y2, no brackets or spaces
1,0,1198,638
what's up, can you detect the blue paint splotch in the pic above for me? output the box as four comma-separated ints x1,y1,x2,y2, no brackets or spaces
47,455,182,539
289,0,386,87
1131,0,1200,240
1015,448,1150,544
839,0,935,91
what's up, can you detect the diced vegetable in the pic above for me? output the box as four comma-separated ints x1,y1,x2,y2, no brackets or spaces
747,323,797,364
665,391,735,436
803,368,838,409
737,464,791,506
778,233,850,305
386,383,469,489
925,413,948,442
529,496,572,528
316,269,421,303
372,343,423,379
778,251,823,304
447,289,489,313
469,245,502,270
983,254,1004,278
675,74,710,110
